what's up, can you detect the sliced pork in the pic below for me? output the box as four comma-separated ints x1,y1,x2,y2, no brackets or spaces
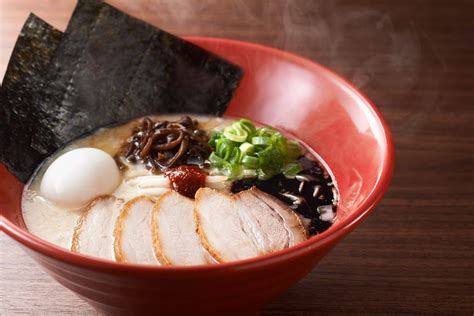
194,188,262,262
114,195,160,264
194,187,307,262
71,195,122,260
152,191,211,265
245,187,307,245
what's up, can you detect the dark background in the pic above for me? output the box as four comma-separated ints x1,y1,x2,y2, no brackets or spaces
1,0,473,314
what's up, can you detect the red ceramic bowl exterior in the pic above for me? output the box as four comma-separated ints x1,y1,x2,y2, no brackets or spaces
0,37,394,315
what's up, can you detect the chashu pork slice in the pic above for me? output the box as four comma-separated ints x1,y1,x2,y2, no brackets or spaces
244,187,307,246
71,195,123,260
194,187,307,263
194,188,262,262
114,195,160,265
152,191,211,265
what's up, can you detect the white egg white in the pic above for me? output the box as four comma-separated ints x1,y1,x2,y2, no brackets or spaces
40,148,121,209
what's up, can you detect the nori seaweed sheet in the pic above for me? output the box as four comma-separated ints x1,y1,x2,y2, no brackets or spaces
35,0,242,146
1,0,243,183
32,0,158,148
0,14,63,182
123,31,240,115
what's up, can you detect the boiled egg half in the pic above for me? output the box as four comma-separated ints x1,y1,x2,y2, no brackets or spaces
40,148,120,209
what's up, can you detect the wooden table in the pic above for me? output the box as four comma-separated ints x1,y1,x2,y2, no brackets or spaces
1,0,473,314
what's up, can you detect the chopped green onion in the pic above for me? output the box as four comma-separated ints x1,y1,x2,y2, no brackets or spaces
216,138,234,160
287,140,302,159
207,118,304,180
223,126,247,143
208,152,226,168
229,147,242,164
240,169,258,178
282,162,303,178
238,118,257,134
208,131,221,147
256,146,280,163
251,136,272,146
223,164,241,178
242,155,259,168
239,142,254,155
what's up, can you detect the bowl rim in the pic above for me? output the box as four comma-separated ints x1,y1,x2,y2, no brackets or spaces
0,36,395,273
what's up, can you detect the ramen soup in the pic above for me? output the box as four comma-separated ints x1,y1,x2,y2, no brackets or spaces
22,115,338,266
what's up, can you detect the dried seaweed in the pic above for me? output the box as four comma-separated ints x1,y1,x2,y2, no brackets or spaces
35,0,242,147
33,0,157,147
122,30,242,116
1,0,243,183
0,14,62,182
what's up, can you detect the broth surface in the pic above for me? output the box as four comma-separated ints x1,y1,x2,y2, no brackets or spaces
22,114,337,255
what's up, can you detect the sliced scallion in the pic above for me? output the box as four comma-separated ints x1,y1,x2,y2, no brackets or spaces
251,136,272,146
207,118,304,180
282,162,304,178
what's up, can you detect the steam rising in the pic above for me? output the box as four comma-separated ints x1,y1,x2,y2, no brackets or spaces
108,0,446,134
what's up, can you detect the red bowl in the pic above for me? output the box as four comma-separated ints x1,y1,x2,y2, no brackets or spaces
0,37,394,314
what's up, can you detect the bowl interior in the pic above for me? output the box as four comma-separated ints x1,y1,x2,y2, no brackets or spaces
0,37,393,267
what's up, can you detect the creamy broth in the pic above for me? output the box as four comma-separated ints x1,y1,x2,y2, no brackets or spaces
22,115,231,249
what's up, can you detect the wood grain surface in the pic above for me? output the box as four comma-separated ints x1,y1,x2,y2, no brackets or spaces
1,0,473,315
